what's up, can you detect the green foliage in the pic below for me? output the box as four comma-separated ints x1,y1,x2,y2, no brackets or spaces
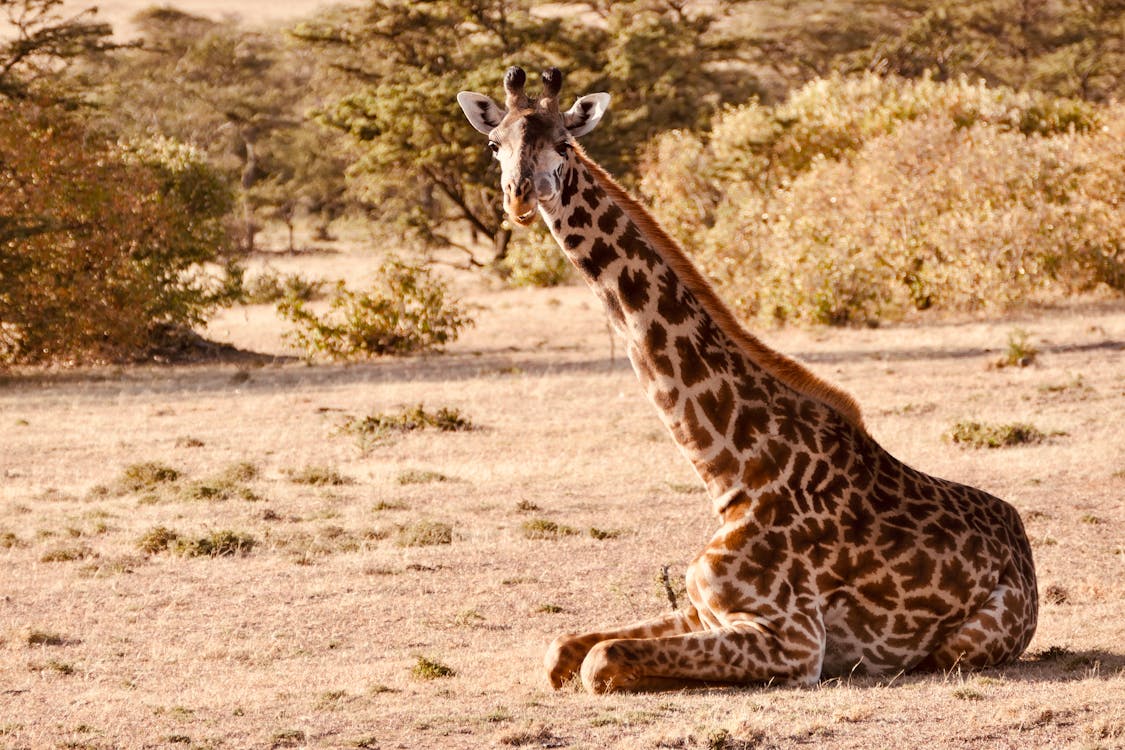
521,519,580,540
175,530,256,557
137,526,179,554
284,466,352,486
294,0,761,262
396,521,453,547
501,229,573,287
947,421,1047,449
279,260,473,361
411,655,456,680
0,0,120,102
116,462,181,493
0,102,238,364
1000,329,1039,368
242,270,326,305
641,75,1124,325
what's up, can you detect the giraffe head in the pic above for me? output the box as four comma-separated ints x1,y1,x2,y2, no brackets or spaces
457,67,610,226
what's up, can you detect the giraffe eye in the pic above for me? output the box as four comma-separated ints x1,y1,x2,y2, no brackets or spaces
555,141,569,156
488,141,500,154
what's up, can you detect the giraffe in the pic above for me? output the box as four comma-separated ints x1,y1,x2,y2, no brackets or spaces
457,67,1038,694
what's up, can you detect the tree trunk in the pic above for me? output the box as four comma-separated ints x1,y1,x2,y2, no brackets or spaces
492,226,512,265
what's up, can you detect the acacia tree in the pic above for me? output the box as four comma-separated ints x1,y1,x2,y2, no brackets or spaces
0,0,120,100
292,0,762,266
92,9,351,252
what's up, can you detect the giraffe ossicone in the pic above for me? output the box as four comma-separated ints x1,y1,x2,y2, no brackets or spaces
457,67,1038,694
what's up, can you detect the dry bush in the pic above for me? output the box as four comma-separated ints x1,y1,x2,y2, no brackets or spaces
641,75,1124,325
0,101,236,364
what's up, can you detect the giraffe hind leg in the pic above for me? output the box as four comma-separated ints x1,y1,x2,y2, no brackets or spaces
916,575,1036,672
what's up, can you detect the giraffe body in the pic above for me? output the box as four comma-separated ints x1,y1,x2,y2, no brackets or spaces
457,68,1038,693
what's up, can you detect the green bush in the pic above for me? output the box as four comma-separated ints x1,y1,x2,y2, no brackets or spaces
278,259,473,361
640,75,1123,325
501,229,572,288
0,103,237,364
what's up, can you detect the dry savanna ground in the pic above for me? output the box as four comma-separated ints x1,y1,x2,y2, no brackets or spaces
1,242,1124,750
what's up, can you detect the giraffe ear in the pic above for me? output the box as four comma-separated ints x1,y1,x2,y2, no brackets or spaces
457,92,506,135
563,93,610,138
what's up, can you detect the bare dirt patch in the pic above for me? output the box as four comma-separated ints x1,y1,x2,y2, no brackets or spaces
1,264,1122,747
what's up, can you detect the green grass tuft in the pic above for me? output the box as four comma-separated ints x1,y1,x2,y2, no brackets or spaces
411,655,456,680
947,421,1047,449
396,521,453,547
284,465,353,486
521,519,580,540
396,469,450,485
175,530,256,557
117,462,180,492
341,403,473,449
137,526,179,554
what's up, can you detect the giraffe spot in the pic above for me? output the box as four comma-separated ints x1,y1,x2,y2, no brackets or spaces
553,219,561,231
674,335,709,388
938,556,976,594
858,573,899,610
921,520,957,554
790,517,838,564
695,317,730,373
656,269,695,325
617,222,660,269
696,381,735,435
578,237,617,280
807,459,830,492
841,498,877,546
676,400,713,452
564,233,584,251
581,185,602,210
750,489,797,527
597,203,622,235
560,165,580,206
708,448,739,485
744,439,790,491
644,322,675,377
733,404,770,443
652,386,675,411
891,550,936,593
617,267,650,312
568,205,593,228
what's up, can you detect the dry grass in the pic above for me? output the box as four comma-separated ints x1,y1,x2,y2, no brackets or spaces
0,250,1122,748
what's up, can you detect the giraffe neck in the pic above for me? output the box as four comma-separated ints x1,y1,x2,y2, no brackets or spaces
540,145,866,513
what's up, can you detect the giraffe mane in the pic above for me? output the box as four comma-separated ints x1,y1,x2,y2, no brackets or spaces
572,144,868,434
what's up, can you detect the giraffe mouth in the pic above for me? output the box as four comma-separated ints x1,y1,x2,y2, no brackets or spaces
514,207,537,226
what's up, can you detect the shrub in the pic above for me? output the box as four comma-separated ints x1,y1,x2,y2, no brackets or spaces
396,521,453,547
176,530,256,557
116,462,181,493
947,421,1048,449
521,519,579,540
242,270,325,304
640,75,1124,325
0,103,237,364
501,229,572,288
137,526,180,554
411,655,455,680
341,403,473,449
284,466,353,486
278,259,473,361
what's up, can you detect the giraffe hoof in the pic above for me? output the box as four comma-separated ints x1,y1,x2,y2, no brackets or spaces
544,634,588,690
580,640,636,694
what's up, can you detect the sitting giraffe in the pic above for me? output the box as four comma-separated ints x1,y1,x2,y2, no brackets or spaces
457,67,1038,694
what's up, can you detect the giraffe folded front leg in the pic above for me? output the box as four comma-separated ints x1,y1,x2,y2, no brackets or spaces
544,608,702,689
579,623,824,694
